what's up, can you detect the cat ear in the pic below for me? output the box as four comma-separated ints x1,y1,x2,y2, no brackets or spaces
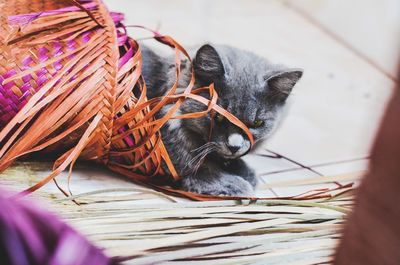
193,44,225,81
265,69,303,102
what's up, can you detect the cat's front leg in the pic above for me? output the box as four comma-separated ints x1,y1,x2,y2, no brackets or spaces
181,162,255,197
222,158,258,188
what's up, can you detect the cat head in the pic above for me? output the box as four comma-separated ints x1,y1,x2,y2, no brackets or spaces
180,44,302,159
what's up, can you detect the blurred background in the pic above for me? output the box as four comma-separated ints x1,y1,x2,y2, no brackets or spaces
101,0,400,197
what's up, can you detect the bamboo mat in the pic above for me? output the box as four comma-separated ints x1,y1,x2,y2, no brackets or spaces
0,161,362,264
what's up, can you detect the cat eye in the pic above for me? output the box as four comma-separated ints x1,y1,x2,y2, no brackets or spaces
251,120,264,128
215,113,225,122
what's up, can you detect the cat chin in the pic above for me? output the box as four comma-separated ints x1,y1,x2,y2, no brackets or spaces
218,153,246,160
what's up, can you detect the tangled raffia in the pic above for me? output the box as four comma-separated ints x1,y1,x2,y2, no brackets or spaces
0,0,254,200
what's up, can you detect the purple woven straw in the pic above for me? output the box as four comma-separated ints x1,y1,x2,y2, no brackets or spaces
8,2,97,26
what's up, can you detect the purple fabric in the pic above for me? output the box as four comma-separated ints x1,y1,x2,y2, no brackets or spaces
0,189,118,265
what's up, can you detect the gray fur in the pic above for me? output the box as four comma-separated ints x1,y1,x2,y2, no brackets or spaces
141,44,302,196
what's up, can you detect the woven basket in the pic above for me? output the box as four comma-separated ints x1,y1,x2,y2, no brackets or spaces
0,0,255,200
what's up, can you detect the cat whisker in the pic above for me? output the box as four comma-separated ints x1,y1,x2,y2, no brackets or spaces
190,142,217,153
187,151,207,168
186,144,216,172
189,145,218,175
193,147,217,175
189,145,216,164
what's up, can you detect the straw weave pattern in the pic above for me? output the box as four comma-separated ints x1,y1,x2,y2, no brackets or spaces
0,0,175,193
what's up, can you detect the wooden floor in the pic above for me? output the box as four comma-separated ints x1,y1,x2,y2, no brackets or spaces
0,0,399,264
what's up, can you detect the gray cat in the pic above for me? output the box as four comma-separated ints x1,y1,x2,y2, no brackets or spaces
141,44,302,196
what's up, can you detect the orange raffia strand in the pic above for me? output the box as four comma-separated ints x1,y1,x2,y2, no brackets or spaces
0,0,254,200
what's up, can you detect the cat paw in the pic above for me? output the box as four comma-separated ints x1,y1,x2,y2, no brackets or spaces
223,159,258,188
182,174,255,197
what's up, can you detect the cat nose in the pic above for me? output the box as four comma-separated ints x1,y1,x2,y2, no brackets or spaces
228,145,241,154
227,133,244,154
